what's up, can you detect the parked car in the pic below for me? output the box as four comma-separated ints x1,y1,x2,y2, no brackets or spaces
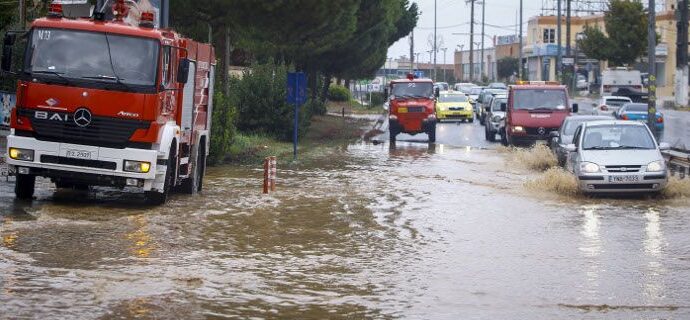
484,95,507,142
566,120,669,194
468,86,484,111
615,103,664,131
434,82,450,92
576,74,588,91
595,96,632,115
549,115,614,166
454,82,477,94
487,82,508,90
435,91,474,122
476,88,507,126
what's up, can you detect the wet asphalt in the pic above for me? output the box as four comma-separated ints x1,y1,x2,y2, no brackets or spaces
1,108,690,319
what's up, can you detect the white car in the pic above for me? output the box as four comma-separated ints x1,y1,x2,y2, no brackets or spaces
595,96,632,115
566,120,669,194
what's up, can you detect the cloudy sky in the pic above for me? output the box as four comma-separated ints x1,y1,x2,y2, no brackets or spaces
387,0,546,62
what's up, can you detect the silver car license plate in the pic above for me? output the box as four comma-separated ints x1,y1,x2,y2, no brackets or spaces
608,175,640,183
65,149,94,160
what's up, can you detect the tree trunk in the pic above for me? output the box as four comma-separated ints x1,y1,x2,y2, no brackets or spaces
344,79,351,89
320,74,332,104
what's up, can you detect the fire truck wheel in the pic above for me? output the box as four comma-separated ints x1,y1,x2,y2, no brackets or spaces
15,175,36,200
428,126,436,143
181,145,206,194
146,147,176,205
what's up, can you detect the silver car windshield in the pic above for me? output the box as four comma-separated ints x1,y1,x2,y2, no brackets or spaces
582,125,655,150
491,98,507,111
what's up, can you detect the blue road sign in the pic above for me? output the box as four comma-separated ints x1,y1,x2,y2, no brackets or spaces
287,72,307,160
414,71,425,78
287,72,307,106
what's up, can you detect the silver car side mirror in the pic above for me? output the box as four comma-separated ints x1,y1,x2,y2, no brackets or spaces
565,144,577,152
659,142,671,151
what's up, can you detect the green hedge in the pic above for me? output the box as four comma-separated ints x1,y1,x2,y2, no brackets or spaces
328,85,351,102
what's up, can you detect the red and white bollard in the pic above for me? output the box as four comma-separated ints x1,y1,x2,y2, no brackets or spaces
263,156,277,194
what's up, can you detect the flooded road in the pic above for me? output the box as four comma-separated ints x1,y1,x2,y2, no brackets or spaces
2,120,690,319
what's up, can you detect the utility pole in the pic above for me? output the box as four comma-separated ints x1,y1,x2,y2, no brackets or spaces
557,0,562,80
565,0,572,91
675,0,689,107
648,0,658,139
410,31,415,73
434,0,438,81
441,47,448,82
161,0,169,28
469,0,475,82
518,0,523,80
414,52,422,72
481,0,486,82
18,0,26,29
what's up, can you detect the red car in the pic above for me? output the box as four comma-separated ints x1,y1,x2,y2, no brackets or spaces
500,81,578,146
386,75,438,143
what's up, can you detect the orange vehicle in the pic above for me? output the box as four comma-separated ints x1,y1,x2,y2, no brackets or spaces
1,2,216,204
500,81,578,146
386,74,437,143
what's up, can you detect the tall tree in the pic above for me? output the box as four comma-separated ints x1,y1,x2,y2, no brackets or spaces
577,0,648,66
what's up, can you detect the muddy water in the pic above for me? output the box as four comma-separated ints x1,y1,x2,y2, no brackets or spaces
2,129,690,319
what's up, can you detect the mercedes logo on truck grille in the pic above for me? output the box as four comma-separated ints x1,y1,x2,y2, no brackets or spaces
537,127,546,135
74,108,92,127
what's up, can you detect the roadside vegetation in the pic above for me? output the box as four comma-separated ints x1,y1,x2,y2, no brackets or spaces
169,0,419,165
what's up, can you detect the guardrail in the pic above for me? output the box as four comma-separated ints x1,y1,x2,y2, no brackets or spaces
663,149,690,179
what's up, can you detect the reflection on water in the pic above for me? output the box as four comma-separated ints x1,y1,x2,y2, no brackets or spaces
0,141,689,319
643,208,666,303
579,205,602,294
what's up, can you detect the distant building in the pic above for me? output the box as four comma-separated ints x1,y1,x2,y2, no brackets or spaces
524,5,687,100
453,47,497,82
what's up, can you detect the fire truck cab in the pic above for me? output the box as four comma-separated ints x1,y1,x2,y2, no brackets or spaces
500,81,578,146
1,2,216,204
386,75,437,143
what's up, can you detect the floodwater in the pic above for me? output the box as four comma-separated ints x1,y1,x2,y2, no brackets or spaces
1,120,690,319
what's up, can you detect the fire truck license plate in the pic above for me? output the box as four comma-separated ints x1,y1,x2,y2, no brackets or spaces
65,149,94,160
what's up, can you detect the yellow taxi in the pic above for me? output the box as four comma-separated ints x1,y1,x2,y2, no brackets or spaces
435,91,474,122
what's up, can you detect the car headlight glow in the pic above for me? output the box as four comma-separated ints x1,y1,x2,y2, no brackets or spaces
123,160,151,173
646,160,665,172
512,126,525,133
580,162,601,173
9,148,34,161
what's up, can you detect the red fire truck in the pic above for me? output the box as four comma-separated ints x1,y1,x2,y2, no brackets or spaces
386,75,437,143
1,2,216,204
500,81,578,146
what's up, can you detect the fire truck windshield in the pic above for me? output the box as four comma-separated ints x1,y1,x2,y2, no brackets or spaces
391,82,433,98
27,28,159,90
513,89,567,110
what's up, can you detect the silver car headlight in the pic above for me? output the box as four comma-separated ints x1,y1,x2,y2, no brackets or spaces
580,162,601,173
646,160,665,172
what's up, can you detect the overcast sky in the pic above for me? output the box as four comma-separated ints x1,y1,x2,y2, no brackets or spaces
387,0,545,62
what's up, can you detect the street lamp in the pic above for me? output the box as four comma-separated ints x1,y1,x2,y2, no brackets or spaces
441,47,448,82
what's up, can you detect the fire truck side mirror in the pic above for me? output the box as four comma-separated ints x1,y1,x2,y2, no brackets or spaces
177,58,190,84
500,102,507,112
1,33,16,73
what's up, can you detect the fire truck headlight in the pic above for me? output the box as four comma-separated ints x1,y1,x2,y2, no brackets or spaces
9,148,34,161
124,160,151,173
512,126,525,133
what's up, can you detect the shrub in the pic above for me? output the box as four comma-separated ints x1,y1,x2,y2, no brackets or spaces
208,90,237,164
328,85,351,102
231,60,312,141
368,92,385,107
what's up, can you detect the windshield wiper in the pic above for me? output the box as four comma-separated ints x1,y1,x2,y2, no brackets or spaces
82,74,134,92
611,145,650,150
32,70,73,85
584,146,612,150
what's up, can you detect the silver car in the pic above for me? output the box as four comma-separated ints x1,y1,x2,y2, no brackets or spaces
484,95,507,142
566,120,670,194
